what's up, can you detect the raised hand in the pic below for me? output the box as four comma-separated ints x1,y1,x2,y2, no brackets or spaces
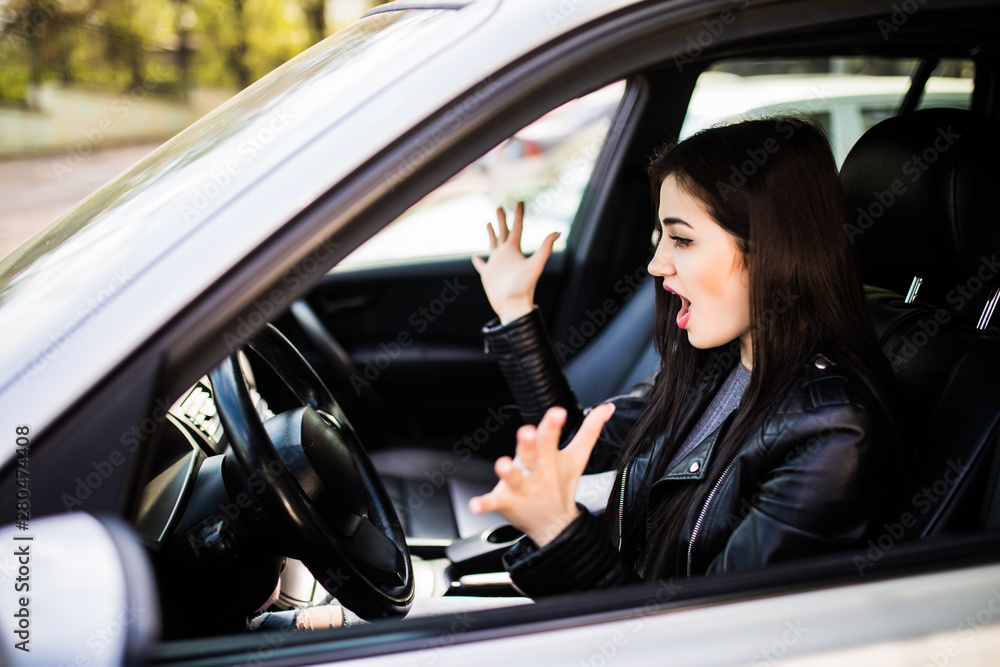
471,201,561,325
469,403,615,547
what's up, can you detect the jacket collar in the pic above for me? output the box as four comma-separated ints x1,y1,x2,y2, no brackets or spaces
628,368,727,489
657,417,727,482
654,361,750,483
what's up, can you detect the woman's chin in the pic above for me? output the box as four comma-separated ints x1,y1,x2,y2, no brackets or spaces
684,329,733,351
684,330,708,349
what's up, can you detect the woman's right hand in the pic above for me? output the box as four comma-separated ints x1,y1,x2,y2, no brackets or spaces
471,201,560,325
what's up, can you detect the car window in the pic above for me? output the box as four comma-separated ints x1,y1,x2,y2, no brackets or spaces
681,57,974,166
335,80,627,270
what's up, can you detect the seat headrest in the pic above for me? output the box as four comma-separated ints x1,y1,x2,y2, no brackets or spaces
841,108,1000,312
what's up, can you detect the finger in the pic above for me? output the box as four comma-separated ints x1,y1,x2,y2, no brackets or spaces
496,207,509,243
533,407,567,463
514,423,539,468
564,403,616,473
469,489,502,514
510,202,524,253
471,254,485,274
529,231,560,270
486,222,498,250
494,455,530,489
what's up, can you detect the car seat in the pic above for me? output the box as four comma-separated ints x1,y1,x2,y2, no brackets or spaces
839,107,1000,538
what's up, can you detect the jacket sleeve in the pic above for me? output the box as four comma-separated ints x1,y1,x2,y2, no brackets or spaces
702,391,886,575
482,306,655,473
502,504,642,596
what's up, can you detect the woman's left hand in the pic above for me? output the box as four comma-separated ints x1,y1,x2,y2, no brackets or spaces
469,403,616,547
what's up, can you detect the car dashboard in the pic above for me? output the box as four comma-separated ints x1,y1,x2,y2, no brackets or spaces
131,358,529,637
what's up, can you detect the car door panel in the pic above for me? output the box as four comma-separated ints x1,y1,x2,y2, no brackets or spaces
286,253,568,458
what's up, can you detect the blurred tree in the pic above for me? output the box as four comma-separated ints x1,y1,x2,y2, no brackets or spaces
302,0,324,45
189,0,310,88
0,0,389,104
227,0,250,89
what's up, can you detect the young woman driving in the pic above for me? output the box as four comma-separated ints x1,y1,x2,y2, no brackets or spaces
250,117,900,629
468,117,900,594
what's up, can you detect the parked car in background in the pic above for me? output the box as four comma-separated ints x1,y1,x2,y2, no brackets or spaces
345,65,972,271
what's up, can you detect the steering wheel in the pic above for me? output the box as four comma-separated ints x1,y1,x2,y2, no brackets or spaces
209,324,413,620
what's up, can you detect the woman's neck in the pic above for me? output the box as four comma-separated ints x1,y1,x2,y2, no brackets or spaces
739,332,753,372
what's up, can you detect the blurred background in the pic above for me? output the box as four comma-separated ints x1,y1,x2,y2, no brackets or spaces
0,0,390,260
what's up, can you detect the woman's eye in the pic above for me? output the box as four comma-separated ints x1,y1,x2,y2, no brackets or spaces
669,235,692,248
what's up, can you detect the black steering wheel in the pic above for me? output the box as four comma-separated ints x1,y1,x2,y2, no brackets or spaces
209,324,413,620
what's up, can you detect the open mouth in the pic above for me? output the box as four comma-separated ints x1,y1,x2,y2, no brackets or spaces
664,284,692,329
676,295,691,329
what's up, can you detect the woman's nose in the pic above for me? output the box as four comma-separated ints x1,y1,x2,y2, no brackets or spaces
648,243,674,277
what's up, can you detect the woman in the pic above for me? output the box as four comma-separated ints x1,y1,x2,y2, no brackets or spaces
468,117,901,595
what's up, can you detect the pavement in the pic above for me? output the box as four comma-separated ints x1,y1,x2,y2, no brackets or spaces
0,143,161,262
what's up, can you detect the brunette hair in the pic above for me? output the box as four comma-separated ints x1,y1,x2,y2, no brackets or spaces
612,117,898,576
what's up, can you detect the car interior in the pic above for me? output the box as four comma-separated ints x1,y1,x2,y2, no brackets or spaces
35,2,1000,659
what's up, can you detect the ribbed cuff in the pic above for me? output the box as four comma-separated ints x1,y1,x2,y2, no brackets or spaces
480,306,543,354
502,504,628,596
481,307,583,428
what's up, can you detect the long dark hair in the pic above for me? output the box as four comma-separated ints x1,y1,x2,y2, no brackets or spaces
612,117,898,576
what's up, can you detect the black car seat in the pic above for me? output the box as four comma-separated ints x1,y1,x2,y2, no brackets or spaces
839,107,1000,538
371,278,658,540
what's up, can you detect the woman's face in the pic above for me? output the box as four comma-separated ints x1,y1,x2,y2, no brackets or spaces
648,175,752,359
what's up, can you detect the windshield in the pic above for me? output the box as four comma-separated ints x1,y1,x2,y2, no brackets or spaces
0,8,454,387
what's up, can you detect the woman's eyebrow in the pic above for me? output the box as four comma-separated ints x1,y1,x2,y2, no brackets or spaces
660,217,693,229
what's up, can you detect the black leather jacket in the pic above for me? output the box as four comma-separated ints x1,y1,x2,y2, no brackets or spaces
482,308,893,597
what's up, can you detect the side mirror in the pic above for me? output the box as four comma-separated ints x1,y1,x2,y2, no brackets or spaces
0,513,159,666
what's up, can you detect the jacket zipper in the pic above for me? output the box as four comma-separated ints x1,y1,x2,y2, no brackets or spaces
617,462,630,551
686,443,748,579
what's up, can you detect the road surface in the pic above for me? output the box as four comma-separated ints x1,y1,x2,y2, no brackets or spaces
0,143,160,263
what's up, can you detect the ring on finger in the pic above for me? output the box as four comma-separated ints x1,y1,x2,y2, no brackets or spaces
512,455,533,477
